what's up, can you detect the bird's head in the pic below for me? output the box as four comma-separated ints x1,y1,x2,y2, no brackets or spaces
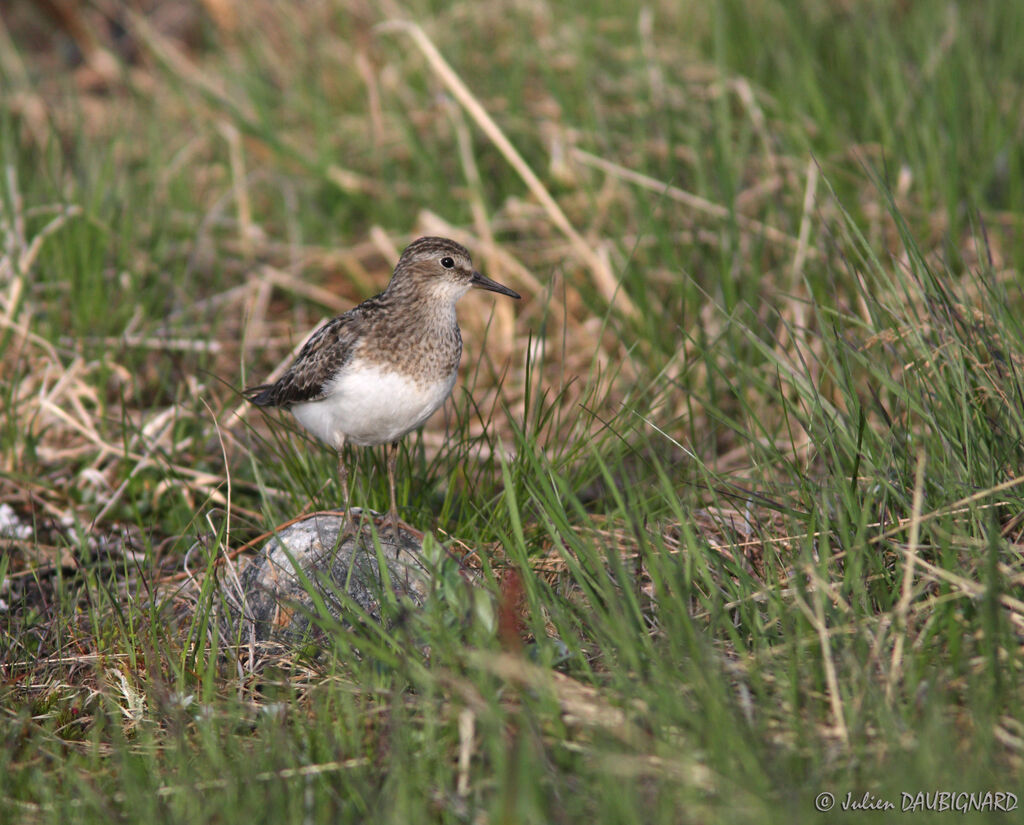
390,236,521,303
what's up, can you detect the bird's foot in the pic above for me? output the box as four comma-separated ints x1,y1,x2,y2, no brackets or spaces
386,510,402,550
337,506,360,540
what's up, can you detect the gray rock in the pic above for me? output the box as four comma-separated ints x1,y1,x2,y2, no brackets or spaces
223,511,439,647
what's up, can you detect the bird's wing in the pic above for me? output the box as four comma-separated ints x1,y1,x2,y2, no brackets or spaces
244,308,369,408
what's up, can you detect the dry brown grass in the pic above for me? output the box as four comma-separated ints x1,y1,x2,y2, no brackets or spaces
0,0,1004,614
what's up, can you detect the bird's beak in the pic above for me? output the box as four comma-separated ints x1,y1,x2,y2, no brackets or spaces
470,270,521,299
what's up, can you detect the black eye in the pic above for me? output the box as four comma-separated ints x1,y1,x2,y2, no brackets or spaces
440,257,455,269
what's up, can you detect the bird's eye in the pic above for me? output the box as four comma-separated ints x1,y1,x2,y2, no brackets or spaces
440,256,455,269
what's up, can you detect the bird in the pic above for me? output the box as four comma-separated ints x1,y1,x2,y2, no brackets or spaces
244,236,521,536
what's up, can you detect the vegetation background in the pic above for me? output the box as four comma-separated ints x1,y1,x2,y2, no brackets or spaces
2,0,1023,822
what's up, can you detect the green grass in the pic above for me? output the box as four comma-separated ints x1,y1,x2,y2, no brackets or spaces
2,1,1023,822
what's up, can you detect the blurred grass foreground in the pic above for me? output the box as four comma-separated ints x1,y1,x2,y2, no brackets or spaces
1,2,1023,823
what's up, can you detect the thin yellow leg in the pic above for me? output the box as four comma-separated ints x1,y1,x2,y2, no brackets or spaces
336,437,353,535
386,441,400,538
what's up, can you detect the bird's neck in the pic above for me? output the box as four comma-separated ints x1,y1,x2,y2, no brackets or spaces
385,277,460,325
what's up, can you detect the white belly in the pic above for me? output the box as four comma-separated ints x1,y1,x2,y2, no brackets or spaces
290,362,457,448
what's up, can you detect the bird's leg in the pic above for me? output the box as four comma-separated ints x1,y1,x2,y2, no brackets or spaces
386,440,401,539
335,436,353,536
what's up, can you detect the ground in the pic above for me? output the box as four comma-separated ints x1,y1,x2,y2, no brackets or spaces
1,2,1023,823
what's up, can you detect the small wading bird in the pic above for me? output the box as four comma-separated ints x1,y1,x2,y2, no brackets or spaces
244,236,520,535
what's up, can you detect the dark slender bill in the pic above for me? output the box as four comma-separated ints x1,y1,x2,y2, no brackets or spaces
471,270,521,299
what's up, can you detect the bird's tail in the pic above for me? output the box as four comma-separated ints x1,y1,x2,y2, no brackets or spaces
242,385,276,406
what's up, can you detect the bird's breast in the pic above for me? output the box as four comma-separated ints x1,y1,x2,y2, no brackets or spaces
290,362,459,447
